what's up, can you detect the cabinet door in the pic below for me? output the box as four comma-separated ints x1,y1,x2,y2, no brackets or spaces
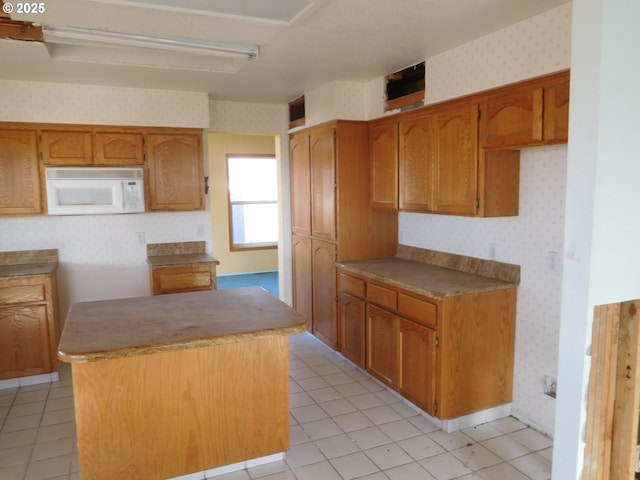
399,113,434,212
367,303,398,387
146,134,204,211
483,88,543,148
292,235,313,330
40,130,93,165
95,132,144,166
312,240,337,348
309,128,336,241
543,80,570,142
370,121,398,210
339,292,366,368
290,134,312,236
0,129,42,215
151,264,216,295
433,105,478,215
399,319,437,415
0,305,51,379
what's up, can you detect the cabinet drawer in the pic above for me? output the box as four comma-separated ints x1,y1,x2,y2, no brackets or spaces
398,293,437,328
339,273,365,297
367,283,397,310
0,284,46,305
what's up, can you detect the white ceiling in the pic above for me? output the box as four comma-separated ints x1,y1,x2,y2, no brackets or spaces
0,0,569,103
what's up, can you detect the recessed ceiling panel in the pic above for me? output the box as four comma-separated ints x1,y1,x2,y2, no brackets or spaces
91,0,313,23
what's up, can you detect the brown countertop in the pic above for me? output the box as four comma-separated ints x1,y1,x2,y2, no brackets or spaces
338,248,519,299
0,249,58,278
58,286,308,364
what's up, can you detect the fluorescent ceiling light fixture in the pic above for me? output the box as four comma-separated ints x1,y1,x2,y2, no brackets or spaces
40,25,259,73
42,25,259,60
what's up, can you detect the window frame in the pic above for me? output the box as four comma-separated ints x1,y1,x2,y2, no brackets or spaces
226,153,278,252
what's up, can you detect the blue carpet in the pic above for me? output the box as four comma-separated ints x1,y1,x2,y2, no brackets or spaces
217,271,279,297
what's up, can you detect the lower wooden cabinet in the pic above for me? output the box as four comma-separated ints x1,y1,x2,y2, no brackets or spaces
150,263,217,295
0,273,60,380
367,303,399,388
399,319,437,414
338,268,516,420
339,291,366,368
292,235,338,347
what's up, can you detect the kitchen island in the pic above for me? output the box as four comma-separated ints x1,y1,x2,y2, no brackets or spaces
58,287,307,480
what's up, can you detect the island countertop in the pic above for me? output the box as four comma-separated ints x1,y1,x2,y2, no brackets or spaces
58,286,308,363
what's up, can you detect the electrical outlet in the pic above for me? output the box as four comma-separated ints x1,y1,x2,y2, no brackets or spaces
137,232,146,245
196,224,204,236
547,251,559,272
489,243,496,259
544,375,557,398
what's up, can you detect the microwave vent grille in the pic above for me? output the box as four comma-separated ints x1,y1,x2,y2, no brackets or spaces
46,167,143,180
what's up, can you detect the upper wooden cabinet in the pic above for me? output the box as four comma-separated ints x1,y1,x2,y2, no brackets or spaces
41,130,144,166
370,120,398,210
374,104,487,216
146,133,204,212
94,132,144,166
481,70,570,148
398,112,433,212
432,105,479,215
40,130,93,166
290,135,312,236
0,129,43,216
309,127,337,241
370,70,569,217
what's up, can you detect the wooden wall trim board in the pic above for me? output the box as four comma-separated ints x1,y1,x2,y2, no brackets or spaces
583,299,640,480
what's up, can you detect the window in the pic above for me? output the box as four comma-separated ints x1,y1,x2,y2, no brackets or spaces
227,154,278,251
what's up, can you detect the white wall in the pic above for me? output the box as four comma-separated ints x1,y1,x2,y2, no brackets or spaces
0,81,210,318
553,0,640,478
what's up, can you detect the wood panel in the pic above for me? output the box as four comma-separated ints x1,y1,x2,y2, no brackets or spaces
585,300,640,480
480,149,520,217
151,263,217,295
0,129,42,215
146,133,204,211
40,130,93,165
367,303,398,387
370,120,398,210
309,128,336,241
610,301,640,479
311,240,337,348
290,134,311,236
95,132,144,165
292,235,313,330
433,105,478,215
399,319,437,414
483,88,543,148
438,288,516,419
71,336,290,480
399,113,433,211
339,292,366,368
543,80,570,142
0,274,59,380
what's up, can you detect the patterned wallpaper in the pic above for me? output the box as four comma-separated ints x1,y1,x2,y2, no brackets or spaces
395,3,572,435
400,146,567,433
0,80,209,127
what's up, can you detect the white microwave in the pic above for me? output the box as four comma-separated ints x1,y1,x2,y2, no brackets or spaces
45,167,145,215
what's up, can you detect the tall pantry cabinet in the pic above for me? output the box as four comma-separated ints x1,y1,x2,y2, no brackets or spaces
290,121,398,349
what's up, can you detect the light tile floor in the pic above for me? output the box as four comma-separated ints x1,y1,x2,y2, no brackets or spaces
0,332,553,480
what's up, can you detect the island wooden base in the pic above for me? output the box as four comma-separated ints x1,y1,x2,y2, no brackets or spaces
71,336,290,480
